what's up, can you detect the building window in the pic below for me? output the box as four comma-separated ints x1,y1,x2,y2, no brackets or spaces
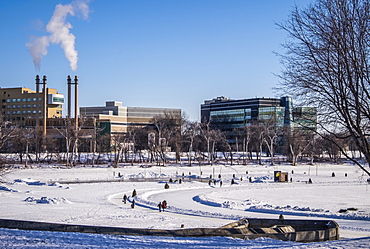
52,97,64,103
33,98,37,101
258,107,285,126
6,99,11,103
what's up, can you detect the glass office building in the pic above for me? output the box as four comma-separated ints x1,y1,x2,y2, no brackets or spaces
201,96,316,138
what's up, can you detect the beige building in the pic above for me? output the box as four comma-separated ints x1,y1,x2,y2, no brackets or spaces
0,87,64,124
80,101,181,135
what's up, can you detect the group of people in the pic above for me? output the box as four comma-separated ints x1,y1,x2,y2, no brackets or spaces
157,200,167,212
122,193,167,211
208,179,222,187
122,193,135,208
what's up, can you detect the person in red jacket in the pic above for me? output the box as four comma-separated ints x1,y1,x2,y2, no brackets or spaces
161,200,167,211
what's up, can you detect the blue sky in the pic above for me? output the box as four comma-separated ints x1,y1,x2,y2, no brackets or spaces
0,0,311,121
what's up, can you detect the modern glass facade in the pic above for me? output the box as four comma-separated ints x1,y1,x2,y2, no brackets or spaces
258,106,285,126
201,96,317,142
292,107,317,131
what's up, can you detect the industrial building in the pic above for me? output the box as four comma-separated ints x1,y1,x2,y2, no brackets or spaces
0,84,64,125
80,101,181,135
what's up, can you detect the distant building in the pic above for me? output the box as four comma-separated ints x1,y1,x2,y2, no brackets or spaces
80,101,181,135
0,87,64,125
201,96,316,141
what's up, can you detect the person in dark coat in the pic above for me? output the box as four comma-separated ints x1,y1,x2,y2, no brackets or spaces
122,194,127,204
131,199,135,209
157,202,162,212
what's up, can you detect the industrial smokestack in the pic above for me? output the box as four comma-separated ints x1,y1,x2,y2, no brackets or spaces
67,75,72,118
35,75,40,93
74,75,78,131
35,75,40,128
42,76,47,136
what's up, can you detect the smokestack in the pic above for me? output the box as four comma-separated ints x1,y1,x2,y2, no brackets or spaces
74,76,78,131
35,75,40,93
67,75,72,118
42,76,47,136
35,75,40,128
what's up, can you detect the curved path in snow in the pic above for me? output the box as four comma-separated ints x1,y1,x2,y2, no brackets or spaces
121,184,370,239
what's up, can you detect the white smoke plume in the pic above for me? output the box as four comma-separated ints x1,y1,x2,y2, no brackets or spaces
26,0,90,71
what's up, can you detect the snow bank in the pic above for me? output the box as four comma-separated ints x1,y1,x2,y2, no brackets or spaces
24,196,70,204
0,185,18,192
14,178,46,186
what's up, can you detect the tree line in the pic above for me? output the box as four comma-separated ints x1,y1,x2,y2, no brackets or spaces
0,112,360,168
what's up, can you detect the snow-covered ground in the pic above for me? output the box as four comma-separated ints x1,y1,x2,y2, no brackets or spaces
1,161,369,248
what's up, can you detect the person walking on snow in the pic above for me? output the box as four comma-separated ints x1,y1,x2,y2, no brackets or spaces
162,200,167,211
131,199,135,209
157,202,162,212
122,194,127,204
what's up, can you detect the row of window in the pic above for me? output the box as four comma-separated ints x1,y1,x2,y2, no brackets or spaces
5,98,43,103
5,104,41,109
5,110,42,115
5,110,62,115
3,104,62,109
210,109,252,122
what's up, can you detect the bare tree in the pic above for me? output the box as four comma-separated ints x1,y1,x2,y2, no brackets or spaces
249,124,265,164
0,115,16,153
277,0,370,176
283,128,313,166
151,111,182,165
53,119,76,167
200,122,221,165
261,119,282,165
110,133,127,167
8,127,28,163
183,120,201,166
